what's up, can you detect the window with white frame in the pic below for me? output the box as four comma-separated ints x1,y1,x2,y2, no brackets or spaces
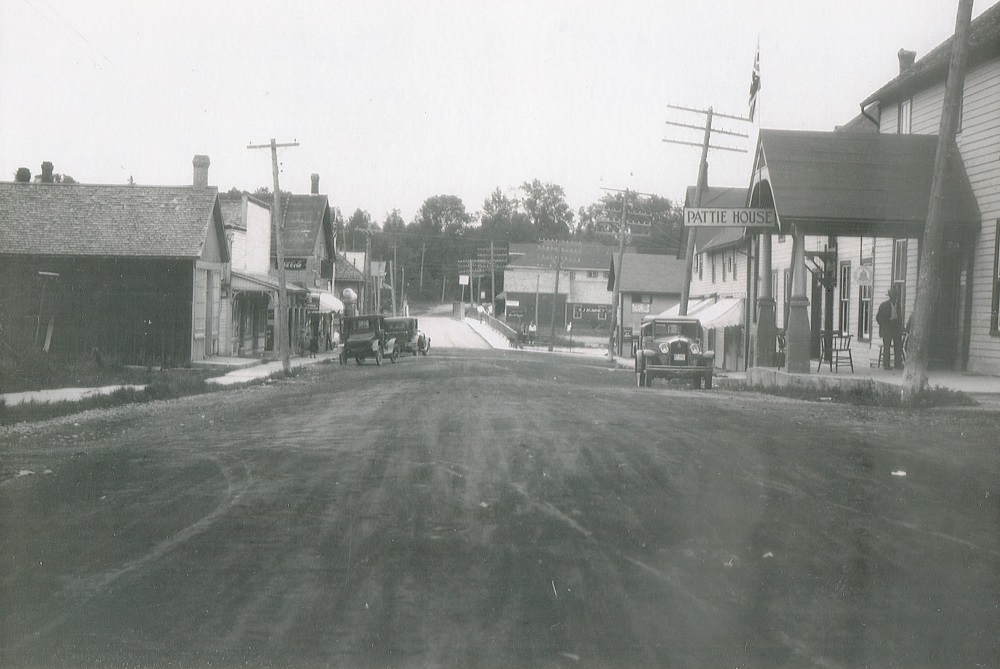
898,98,912,134
586,270,598,279
858,260,874,340
838,262,851,334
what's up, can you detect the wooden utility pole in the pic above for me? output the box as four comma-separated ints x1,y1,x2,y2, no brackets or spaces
903,0,974,401
248,138,299,373
663,104,748,315
596,188,652,364
548,245,562,352
490,240,496,306
392,241,398,315
419,243,426,294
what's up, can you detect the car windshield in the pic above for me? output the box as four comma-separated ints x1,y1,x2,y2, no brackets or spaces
345,318,375,334
647,321,699,339
383,321,410,333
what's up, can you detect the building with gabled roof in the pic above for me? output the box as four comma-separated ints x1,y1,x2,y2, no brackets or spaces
0,156,229,367
265,175,339,352
502,240,616,331
610,252,687,350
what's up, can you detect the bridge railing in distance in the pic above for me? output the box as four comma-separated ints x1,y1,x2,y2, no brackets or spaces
465,306,520,347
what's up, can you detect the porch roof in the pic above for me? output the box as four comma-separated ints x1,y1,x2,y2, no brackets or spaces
752,130,979,238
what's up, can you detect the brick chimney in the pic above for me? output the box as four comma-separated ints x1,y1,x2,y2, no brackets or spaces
40,161,54,183
193,155,211,188
898,49,916,74
310,173,320,194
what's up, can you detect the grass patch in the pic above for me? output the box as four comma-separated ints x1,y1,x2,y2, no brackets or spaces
734,381,977,408
0,350,156,393
0,355,305,426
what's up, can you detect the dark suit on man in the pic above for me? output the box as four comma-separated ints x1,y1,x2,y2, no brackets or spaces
875,292,904,370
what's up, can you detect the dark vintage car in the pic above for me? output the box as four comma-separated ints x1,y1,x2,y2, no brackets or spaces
634,316,715,388
338,314,399,365
383,316,430,356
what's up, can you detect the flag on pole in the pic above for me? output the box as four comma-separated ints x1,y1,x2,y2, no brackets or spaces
748,46,761,121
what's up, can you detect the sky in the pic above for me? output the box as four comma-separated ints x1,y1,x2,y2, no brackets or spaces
1,0,992,224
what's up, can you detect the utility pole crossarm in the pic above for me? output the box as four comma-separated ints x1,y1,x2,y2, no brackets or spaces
661,138,747,153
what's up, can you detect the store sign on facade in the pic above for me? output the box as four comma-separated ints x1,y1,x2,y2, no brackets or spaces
684,207,777,228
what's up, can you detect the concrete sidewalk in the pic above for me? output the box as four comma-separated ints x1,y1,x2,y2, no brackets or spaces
204,350,340,386
1,352,339,406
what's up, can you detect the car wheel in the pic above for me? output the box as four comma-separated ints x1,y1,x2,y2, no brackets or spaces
339,351,347,365
355,357,363,365
704,374,713,389
390,346,399,363
374,349,383,365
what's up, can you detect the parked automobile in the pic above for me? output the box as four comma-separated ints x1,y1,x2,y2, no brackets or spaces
338,314,399,365
634,316,715,388
383,316,430,356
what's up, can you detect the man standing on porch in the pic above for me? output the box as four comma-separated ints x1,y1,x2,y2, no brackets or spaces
876,287,904,370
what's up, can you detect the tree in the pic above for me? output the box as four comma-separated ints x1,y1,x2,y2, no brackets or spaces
520,179,574,239
346,208,373,252
414,195,470,236
383,209,406,233
480,187,532,241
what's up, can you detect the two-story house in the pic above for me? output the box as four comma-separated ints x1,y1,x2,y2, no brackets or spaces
749,2,998,373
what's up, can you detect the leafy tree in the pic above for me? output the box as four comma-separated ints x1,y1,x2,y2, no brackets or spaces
383,209,406,233
480,187,532,242
520,179,573,239
345,208,373,252
578,192,684,255
414,195,470,236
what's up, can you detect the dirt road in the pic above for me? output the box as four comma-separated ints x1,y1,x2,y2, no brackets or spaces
2,347,999,668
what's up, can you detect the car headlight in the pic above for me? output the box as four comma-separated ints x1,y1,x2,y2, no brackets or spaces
689,342,702,356
658,343,670,354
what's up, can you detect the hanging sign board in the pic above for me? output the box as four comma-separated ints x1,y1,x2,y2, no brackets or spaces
684,207,777,228
459,274,470,286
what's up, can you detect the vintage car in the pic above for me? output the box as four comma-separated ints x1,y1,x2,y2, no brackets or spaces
383,316,430,356
634,316,715,388
338,314,399,365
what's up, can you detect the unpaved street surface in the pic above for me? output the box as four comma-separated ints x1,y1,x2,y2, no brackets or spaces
2,346,999,668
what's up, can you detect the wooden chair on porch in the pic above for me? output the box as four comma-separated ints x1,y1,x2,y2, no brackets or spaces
817,332,854,373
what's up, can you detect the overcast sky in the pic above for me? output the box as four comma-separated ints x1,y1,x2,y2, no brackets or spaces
0,1,990,223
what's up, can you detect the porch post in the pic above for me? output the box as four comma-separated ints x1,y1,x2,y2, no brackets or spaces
754,232,777,366
785,225,812,373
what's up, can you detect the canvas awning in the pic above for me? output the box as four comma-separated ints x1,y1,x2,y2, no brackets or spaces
313,291,344,313
657,297,743,328
658,297,715,318
693,298,744,328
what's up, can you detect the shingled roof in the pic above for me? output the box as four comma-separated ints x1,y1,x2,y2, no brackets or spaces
270,194,333,257
861,0,1000,108
755,129,979,237
613,252,687,294
0,182,224,259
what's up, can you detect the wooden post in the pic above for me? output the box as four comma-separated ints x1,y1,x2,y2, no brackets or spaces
548,246,562,352
608,191,629,364
903,0,974,401
248,139,298,373
681,108,713,316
